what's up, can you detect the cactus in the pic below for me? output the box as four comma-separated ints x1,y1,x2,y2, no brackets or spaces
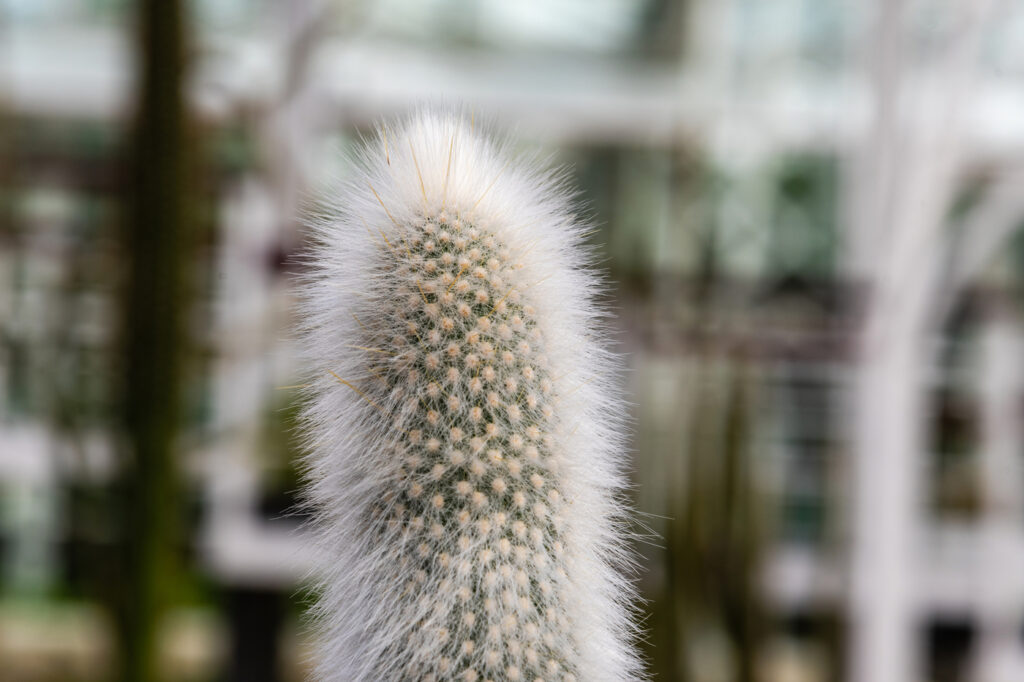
299,110,643,681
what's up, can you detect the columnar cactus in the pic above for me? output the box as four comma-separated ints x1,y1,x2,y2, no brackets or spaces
299,110,643,681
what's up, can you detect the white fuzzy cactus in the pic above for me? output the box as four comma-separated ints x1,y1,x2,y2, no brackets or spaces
299,110,643,682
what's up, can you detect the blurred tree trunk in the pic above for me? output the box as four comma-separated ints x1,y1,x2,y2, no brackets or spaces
117,0,191,680
660,358,767,681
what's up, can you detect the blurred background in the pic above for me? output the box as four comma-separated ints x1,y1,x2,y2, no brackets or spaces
4,1,1024,681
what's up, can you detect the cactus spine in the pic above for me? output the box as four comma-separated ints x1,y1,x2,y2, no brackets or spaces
300,110,642,681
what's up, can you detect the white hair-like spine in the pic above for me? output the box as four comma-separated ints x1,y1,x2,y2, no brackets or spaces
299,109,644,682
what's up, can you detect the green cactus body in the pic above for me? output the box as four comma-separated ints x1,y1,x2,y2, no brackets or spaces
358,211,574,682
302,111,642,682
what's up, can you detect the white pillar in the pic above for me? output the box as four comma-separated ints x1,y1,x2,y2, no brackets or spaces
849,323,925,682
